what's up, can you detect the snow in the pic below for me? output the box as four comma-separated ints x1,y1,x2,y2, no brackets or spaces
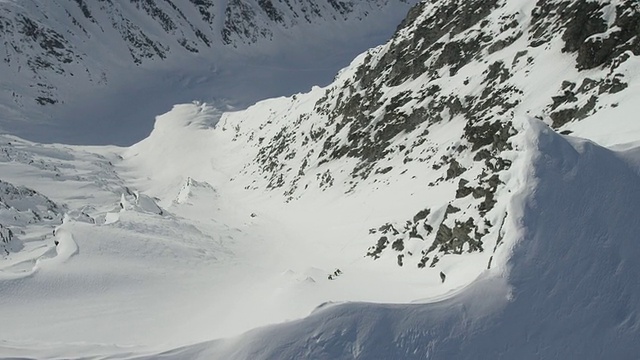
563,55,640,148
36,221,79,269
119,119,640,359
2,101,639,359
0,101,506,355
0,0,639,358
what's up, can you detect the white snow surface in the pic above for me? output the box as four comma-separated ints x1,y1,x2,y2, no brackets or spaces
1,0,640,358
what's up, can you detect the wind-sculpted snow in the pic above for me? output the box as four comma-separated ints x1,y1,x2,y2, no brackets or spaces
35,220,79,270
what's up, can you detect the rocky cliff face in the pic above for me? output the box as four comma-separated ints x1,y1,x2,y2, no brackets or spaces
217,0,640,270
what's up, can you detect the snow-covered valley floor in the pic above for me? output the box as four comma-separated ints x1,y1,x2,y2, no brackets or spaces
0,103,489,352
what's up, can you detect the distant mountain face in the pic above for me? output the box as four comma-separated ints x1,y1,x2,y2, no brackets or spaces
216,0,640,271
220,0,399,45
0,0,412,132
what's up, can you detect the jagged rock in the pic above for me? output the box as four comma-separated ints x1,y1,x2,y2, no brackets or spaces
366,236,389,259
0,223,13,244
445,159,467,180
392,238,405,251
550,95,598,128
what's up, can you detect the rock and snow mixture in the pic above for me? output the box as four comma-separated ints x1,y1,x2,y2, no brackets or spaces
0,0,416,144
1,0,640,359
216,0,640,273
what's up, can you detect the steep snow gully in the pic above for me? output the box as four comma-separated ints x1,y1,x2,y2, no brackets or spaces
2,0,640,359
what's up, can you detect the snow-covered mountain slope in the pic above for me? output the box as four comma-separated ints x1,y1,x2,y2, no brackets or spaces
1,0,640,358
134,121,640,359
0,0,415,145
206,0,640,278
3,109,638,359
